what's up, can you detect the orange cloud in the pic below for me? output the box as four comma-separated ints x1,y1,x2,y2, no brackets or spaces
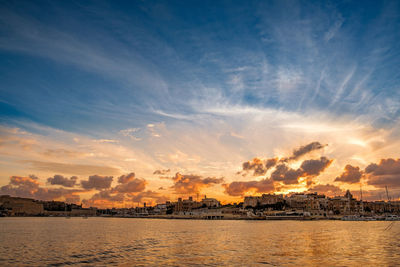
223,179,275,196
170,173,224,194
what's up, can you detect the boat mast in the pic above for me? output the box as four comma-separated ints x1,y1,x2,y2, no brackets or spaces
360,184,364,215
386,185,391,212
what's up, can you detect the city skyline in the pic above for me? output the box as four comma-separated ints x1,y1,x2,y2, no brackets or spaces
1,0,400,208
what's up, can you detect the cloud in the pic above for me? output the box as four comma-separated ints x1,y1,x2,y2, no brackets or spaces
119,128,141,141
224,156,332,196
265,158,278,169
170,173,224,194
242,158,268,176
153,169,171,175
130,190,169,204
270,164,304,184
307,184,344,197
270,157,332,185
92,190,125,202
92,139,119,143
365,158,400,176
82,190,125,207
23,160,120,175
242,158,278,176
240,142,325,177
65,195,81,204
286,142,326,161
80,175,113,190
81,173,147,207
112,178,147,193
223,179,275,196
9,175,40,188
0,175,83,201
47,175,78,187
300,157,333,176
117,172,135,184
42,149,84,158
365,158,400,188
324,16,344,42
334,165,363,184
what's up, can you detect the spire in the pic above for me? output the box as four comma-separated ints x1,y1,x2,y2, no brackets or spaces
345,190,352,199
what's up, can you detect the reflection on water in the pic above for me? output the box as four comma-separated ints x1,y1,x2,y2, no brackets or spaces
0,218,399,266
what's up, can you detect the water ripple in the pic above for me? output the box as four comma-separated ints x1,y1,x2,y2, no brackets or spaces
0,218,400,266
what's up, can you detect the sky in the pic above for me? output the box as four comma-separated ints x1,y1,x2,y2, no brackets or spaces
1,0,400,207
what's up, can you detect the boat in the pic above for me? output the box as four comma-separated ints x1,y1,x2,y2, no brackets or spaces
341,215,377,221
385,215,400,221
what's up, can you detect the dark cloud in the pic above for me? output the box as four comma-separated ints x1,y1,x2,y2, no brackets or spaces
287,142,326,161
365,158,400,188
171,173,224,194
112,178,146,193
0,175,83,202
240,142,325,177
241,157,278,176
300,157,332,176
334,165,363,184
81,174,147,207
225,156,332,196
307,184,344,197
153,169,171,175
47,175,78,187
269,157,332,185
117,172,135,184
265,158,278,169
243,158,267,176
365,158,400,176
223,179,275,196
80,175,113,190
270,164,304,184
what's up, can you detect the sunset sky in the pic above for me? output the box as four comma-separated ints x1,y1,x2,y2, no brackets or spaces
1,0,400,207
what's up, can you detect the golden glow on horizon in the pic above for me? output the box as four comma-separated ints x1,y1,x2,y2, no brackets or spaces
0,109,399,208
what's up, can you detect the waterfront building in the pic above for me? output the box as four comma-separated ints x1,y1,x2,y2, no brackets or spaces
174,196,202,213
244,194,284,208
201,195,220,208
0,195,44,216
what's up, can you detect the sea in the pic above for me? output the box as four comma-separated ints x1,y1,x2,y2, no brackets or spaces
0,217,399,266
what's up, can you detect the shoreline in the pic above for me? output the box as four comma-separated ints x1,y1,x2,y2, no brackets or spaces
0,215,345,220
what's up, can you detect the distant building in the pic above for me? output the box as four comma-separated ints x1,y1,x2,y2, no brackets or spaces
0,195,44,216
174,196,202,213
201,195,220,208
244,194,284,208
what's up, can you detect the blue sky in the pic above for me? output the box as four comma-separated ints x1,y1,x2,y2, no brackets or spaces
1,0,399,133
1,0,400,205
